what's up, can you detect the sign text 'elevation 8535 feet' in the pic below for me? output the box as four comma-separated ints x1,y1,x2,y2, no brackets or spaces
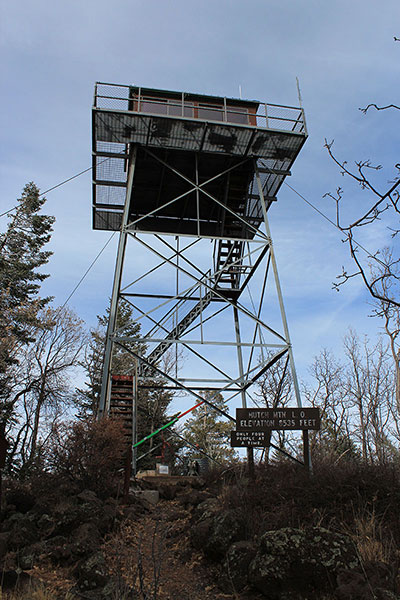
236,408,320,431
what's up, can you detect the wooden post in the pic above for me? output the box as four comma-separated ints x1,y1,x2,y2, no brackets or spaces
0,424,8,508
123,446,132,502
303,430,311,474
247,447,255,479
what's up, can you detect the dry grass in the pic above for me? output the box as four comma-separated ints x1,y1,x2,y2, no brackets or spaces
0,582,74,600
350,510,394,564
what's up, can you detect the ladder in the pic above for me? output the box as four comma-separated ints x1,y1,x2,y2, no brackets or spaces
109,375,133,449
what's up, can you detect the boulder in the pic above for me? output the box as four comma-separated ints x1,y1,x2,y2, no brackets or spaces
157,484,178,501
336,561,398,600
178,489,211,508
17,546,42,570
70,576,131,599
71,522,102,557
191,517,213,551
97,502,117,535
191,509,245,561
45,536,74,564
6,489,36,514
188,477,205,490
0,532,9,560
131,489,159,506
220,540,257,593
52,498,103,536
74,551,108,591
76,489,102,507
193,497,220,521
37,513,56,538
3,513,39,550
248,527,360,599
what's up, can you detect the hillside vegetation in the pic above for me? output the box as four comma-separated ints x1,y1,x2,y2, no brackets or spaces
1,438,400,600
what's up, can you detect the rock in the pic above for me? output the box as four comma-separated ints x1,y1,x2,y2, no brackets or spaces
71,576,130,599
97,502,117,535
131,490,159,506
0,532,9,560
77,489,102,506
193,497,220,521
188,477,205,490
74,551,108,591
52,498,103,536
44,522,102,566
18,550,37,570
121,505,144,521
15,540,47,569
45,536,73,564
71,522,102,557
6,489,36,514
0,569,31,591
52,499,82,535
178,489,212,509
191,518,213,551
3,513,39,550
220,540,257,592
248,527,360,599
191,509,245,561
336,561,397,600
157,484,177,501
37,513,56,538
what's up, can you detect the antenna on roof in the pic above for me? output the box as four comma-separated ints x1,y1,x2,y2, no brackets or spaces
296,77,303,108
239,85,242,99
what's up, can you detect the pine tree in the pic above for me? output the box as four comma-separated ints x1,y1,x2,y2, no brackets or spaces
76,300,144,415
184,391,236,463
0,183,54,403
76,300,174,470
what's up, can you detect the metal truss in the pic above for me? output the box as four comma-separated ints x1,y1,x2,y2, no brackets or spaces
98,147,303,466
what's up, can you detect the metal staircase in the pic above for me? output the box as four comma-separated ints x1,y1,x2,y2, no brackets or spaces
139,289,215,376
214,239,244,291
138,238,251,376
109,375,133,450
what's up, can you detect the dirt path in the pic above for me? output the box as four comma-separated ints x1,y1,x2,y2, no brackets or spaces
103,497,248,600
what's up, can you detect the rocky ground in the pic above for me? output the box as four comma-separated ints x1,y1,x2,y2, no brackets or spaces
1,466,400,599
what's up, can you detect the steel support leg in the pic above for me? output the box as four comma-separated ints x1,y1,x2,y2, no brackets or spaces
98,148,137,417
233,305,254,477
254,161,312,472
254,162,302,408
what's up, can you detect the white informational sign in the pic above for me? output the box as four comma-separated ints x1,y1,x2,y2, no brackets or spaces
156,464,169,475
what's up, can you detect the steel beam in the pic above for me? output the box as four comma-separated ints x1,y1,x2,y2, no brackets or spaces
98,148,137,416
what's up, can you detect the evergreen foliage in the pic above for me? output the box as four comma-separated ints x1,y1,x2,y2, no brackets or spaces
0,183,55,348
0,183,54,409
184,391,236,463
76,300,144,416
76,300,175,470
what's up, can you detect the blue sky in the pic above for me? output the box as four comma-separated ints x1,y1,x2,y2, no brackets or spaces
1,0,399,385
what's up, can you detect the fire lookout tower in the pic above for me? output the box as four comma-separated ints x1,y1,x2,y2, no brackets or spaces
92,82,307,469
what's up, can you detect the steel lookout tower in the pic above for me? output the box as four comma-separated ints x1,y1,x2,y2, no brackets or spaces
92,82,308,471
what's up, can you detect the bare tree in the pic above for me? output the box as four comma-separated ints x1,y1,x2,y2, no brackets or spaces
306,331,397,464
368,250,400,410
255,354,294,463
324,39,400,309
304,349,353,460
5,305,86,472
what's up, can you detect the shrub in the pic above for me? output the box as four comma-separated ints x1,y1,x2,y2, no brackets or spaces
220,458,400,552
46,417,127,497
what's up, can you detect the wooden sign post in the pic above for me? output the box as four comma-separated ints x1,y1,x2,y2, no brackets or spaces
231,407,320,471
